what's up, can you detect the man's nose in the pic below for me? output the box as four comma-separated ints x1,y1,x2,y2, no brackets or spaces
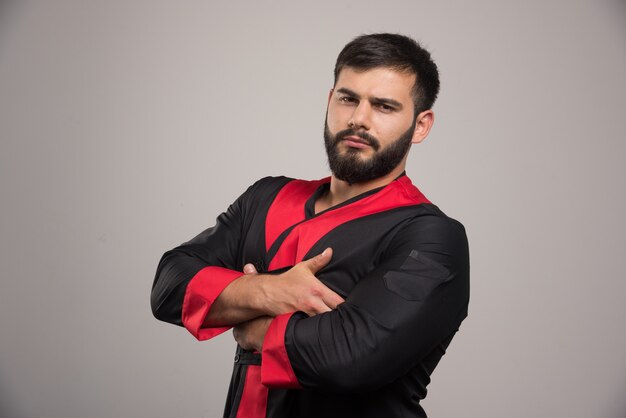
348,102,371,130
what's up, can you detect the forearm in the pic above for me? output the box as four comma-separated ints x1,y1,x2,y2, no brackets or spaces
284,286,467,392
151,249,213,326
201,273,270,327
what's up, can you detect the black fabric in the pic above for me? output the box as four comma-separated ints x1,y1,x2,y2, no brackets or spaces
223,361,247,418
151,176,291,325
152,175,470,418
235,346,262,366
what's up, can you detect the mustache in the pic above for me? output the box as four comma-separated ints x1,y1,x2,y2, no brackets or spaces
334,129,381,151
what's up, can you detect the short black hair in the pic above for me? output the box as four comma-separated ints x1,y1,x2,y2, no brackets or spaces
333,33,440,115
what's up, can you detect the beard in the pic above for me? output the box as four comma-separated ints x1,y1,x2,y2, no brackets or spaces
323,119,416,185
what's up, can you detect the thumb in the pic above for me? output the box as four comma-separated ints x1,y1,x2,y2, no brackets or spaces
303,248,333,274
243,263,258,274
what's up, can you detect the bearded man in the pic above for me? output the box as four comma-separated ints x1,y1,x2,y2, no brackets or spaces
151,33,470,418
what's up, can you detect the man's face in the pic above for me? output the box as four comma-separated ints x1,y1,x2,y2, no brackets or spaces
324,66,418,184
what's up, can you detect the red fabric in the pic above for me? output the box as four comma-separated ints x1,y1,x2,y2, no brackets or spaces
261,312,302,388
181,266,242,340
264,178,329,251
236,365,269,418
268,176,429,270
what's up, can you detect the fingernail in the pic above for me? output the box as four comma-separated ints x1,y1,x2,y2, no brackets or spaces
322,248,329,257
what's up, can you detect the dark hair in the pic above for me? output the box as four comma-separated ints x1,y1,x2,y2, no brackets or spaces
333,33,440,115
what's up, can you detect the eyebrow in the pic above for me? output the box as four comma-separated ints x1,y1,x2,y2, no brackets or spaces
335,87,404,110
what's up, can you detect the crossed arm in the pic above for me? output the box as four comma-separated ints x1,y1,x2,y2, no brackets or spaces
150,178,344,342
151,181,469,392
204,248,345,351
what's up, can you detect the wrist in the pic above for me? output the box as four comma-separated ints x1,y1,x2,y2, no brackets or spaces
254,274,274,316
255,316,273,351
233,273,274,316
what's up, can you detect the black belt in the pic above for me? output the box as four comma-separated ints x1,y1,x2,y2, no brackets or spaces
234,347,262,365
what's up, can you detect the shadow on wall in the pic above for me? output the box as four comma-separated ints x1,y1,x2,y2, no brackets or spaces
0,380,25,418
614,0,626,15
611,377,626,418
1,2,23,411
0,0,19,49
0,0,17,24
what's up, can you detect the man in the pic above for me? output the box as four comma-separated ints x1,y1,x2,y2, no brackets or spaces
151,33,469,418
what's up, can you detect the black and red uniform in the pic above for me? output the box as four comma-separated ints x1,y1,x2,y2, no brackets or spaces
151,174,469,418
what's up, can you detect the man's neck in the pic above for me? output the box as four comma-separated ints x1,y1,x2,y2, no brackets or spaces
315,164,406,213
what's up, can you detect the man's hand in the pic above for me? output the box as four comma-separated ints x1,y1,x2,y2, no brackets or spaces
233,316,273,352
203,248,344,328
232,250,344,351
259,248,345,317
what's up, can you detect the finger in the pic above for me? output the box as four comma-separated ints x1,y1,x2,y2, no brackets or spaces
322,290,345,310
243,263,258,274
232,327,241,343
302,247,333,274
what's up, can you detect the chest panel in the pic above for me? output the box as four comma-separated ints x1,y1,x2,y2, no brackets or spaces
265,177,429,272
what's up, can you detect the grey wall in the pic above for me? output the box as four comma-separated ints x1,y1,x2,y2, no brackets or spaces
1,1,625,417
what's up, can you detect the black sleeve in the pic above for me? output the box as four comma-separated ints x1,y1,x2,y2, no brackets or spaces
150,179,259,327
284,214,470,392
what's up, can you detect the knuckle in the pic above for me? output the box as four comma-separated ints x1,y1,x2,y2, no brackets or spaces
309,286,323,297
302,299,317,313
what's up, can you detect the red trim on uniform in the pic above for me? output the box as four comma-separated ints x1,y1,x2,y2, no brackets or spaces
261,312,302,389
236,365,269,418
181,266,242,340
268,176,430,270
264,178,330,251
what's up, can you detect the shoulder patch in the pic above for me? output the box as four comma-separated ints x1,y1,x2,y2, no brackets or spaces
383,250,451,301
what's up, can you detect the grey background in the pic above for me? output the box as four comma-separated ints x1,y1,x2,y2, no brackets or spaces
1,1,625,417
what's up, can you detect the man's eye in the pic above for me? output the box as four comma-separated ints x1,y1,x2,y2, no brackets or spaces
339,96,356,104
376,103,393,112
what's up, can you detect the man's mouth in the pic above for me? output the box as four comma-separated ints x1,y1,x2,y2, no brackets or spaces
341,135,371,149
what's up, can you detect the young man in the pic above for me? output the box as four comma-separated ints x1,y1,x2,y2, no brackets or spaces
152,33,469,418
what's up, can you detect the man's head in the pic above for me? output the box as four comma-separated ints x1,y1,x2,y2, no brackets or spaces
333,33,439,117
325,33,439,185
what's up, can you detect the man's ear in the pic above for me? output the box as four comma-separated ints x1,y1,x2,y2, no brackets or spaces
411,110,435,144
327,88,334,105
